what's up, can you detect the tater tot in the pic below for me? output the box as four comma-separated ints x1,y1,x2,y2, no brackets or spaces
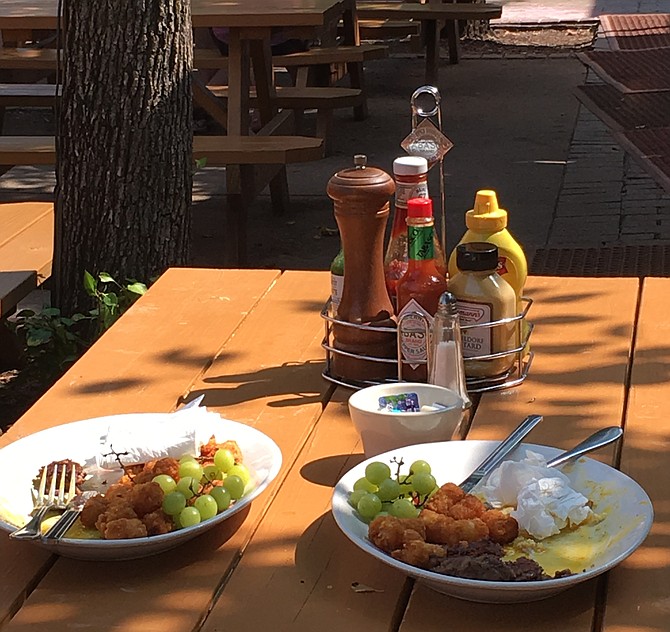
102,518,148,540
368,515,426,553
481,509,519,545
80,494,109,529
392,540,447,569
95,502,137,534
451,517,489,543
105,482,132,502
150,457,180,480
142,510,173,536
419,509,460,546
448,495,486,520
130,482,164,517
424,482,465,515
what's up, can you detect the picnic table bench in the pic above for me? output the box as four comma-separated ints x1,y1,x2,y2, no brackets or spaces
0,201,53,319
0,268,666,632
357,1,503,83
0,0,369,266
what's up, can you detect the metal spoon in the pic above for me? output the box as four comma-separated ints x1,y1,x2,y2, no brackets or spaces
546,426,623,469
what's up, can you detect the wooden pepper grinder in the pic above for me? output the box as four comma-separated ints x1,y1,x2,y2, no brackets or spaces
327,154,398,382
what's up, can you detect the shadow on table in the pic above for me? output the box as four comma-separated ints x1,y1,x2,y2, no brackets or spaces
196,359,330,408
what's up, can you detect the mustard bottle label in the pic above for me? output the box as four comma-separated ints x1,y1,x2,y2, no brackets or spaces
456,299,493,357
398,299,433,369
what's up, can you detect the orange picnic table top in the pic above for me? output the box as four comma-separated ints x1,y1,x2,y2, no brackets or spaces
0,268,667,632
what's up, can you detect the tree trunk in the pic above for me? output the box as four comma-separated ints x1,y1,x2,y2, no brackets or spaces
54,0,193,314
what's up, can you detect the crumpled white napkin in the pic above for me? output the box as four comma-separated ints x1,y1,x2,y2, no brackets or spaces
96,405,218,470
479,450,592,540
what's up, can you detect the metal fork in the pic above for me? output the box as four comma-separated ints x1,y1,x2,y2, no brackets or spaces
43,491,97,540
10,463,77,540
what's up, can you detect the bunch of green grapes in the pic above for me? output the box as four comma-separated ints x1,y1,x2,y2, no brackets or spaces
348,459,438,522
154,448,253,529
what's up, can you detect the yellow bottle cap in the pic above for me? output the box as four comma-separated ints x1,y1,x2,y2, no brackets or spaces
465,189,508,232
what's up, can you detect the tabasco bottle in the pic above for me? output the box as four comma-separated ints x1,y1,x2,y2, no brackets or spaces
396,197,448,382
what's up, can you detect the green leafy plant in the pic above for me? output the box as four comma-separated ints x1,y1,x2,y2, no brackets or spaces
9,272,149,372
10,307,91,368
84,271,148,335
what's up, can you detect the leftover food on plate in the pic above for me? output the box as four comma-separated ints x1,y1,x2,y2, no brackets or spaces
348,452,608,582
30,436,254,540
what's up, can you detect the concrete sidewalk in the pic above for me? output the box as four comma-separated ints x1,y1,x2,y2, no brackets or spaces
496,0,670,24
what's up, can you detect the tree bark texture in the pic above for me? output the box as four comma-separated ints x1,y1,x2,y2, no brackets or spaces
54,0,193,314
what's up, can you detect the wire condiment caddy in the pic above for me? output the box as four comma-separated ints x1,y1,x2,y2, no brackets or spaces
321,298,533,393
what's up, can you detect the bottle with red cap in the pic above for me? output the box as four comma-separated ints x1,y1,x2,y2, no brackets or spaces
396,197,448,382
384,156,446,310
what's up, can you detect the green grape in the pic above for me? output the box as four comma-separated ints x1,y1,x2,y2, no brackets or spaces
162,491,187,516
376,511,389,518
222,474,245,500
389,498,419,519
409,460,432,476
194,494,218,520
353,477,378,493
214,448,235,473
179,506,202,528
364,461,391,486
179,454,197,464
411,472,437,495
357,493,382,520
152,474,177,494
176,476,199,500
179,460,204,481
398,481,414,498
202,465,220,483
348,489,367,508
227,464,251,486
210,486,232,512
377,478,401,502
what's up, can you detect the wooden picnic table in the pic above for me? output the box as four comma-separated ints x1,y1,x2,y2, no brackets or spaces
0,0,354,265
0,267,666,632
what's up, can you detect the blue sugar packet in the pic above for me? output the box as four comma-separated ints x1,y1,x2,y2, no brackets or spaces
378,392,420,412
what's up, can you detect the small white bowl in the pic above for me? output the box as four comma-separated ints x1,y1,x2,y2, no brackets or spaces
348,383,467,457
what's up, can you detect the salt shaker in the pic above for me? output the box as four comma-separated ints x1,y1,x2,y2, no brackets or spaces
428,292,471,409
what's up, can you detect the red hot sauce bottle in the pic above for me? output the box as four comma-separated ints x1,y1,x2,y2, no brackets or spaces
396,197,448,382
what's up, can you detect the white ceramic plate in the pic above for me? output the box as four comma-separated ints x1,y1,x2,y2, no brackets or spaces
331,440,653,603
0,413,282,561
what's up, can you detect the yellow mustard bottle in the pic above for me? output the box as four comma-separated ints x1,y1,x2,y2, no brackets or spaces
448,190,527,305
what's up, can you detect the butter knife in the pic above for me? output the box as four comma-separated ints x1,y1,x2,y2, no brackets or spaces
459,414,543,493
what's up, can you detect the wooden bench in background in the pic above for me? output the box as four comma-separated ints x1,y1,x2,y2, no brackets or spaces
0,200,54,369
0,201,53,319
0,132,323,266
357,1,503,82
192,44,388,135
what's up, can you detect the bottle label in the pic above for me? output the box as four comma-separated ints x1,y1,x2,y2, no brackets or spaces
395,180,429,209
408,225,434,260
398,299,433,369
497,255,509,276
456,300,493,358
330,273,344,313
